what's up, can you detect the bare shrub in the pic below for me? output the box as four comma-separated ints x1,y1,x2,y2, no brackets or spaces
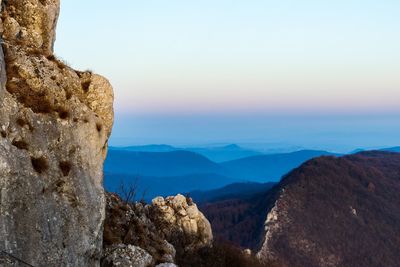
118,177,141,204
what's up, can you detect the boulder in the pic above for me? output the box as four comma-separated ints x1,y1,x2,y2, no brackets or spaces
150,194,213,252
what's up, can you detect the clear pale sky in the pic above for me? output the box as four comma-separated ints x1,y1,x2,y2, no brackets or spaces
55,1,400,151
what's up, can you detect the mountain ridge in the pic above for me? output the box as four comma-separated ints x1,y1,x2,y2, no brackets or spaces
200,151,400,267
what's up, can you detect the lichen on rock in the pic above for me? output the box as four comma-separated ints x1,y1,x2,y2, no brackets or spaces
0,0,114,266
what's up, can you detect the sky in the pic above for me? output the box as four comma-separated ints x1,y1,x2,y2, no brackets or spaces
55,1,400,151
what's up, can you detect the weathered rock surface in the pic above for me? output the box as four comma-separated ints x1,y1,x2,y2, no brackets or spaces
150,194,213,252
101,244,154,267
103,193,212,266
103,193,176,266
0,0,113,266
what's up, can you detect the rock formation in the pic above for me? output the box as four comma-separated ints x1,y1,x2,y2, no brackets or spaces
103,193,212,266
0,0,113,266
150,194,213,252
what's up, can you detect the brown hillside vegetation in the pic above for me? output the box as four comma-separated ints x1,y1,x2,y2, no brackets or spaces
203,151,400,267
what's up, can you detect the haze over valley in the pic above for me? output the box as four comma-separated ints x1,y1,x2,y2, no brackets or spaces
104,143,399,201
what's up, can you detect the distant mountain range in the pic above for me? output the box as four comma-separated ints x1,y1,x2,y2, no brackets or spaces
109,144,261,162
110,144,178,153
104,144,399,200
104,150,225,177
184,144,262,162
104,147,340,199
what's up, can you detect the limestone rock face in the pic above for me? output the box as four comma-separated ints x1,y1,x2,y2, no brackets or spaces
150,194,213,252
0,1,114,266
2,0,60,53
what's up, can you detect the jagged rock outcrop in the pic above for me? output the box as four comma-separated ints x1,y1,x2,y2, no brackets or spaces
103,193,177,266
0,0,113,266
150,194,213,252
256,151,400,267
103,193,212,266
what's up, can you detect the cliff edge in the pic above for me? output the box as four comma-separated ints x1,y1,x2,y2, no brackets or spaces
0,0,113,266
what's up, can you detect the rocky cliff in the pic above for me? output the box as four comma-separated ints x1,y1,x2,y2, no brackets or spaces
257,151,400,267
0,0,113,266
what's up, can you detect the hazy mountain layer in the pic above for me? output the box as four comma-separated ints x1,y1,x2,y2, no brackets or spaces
105,149,337,181
105,150,225,177
221,150,339,182
110,144,261,162
104,149,337,198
